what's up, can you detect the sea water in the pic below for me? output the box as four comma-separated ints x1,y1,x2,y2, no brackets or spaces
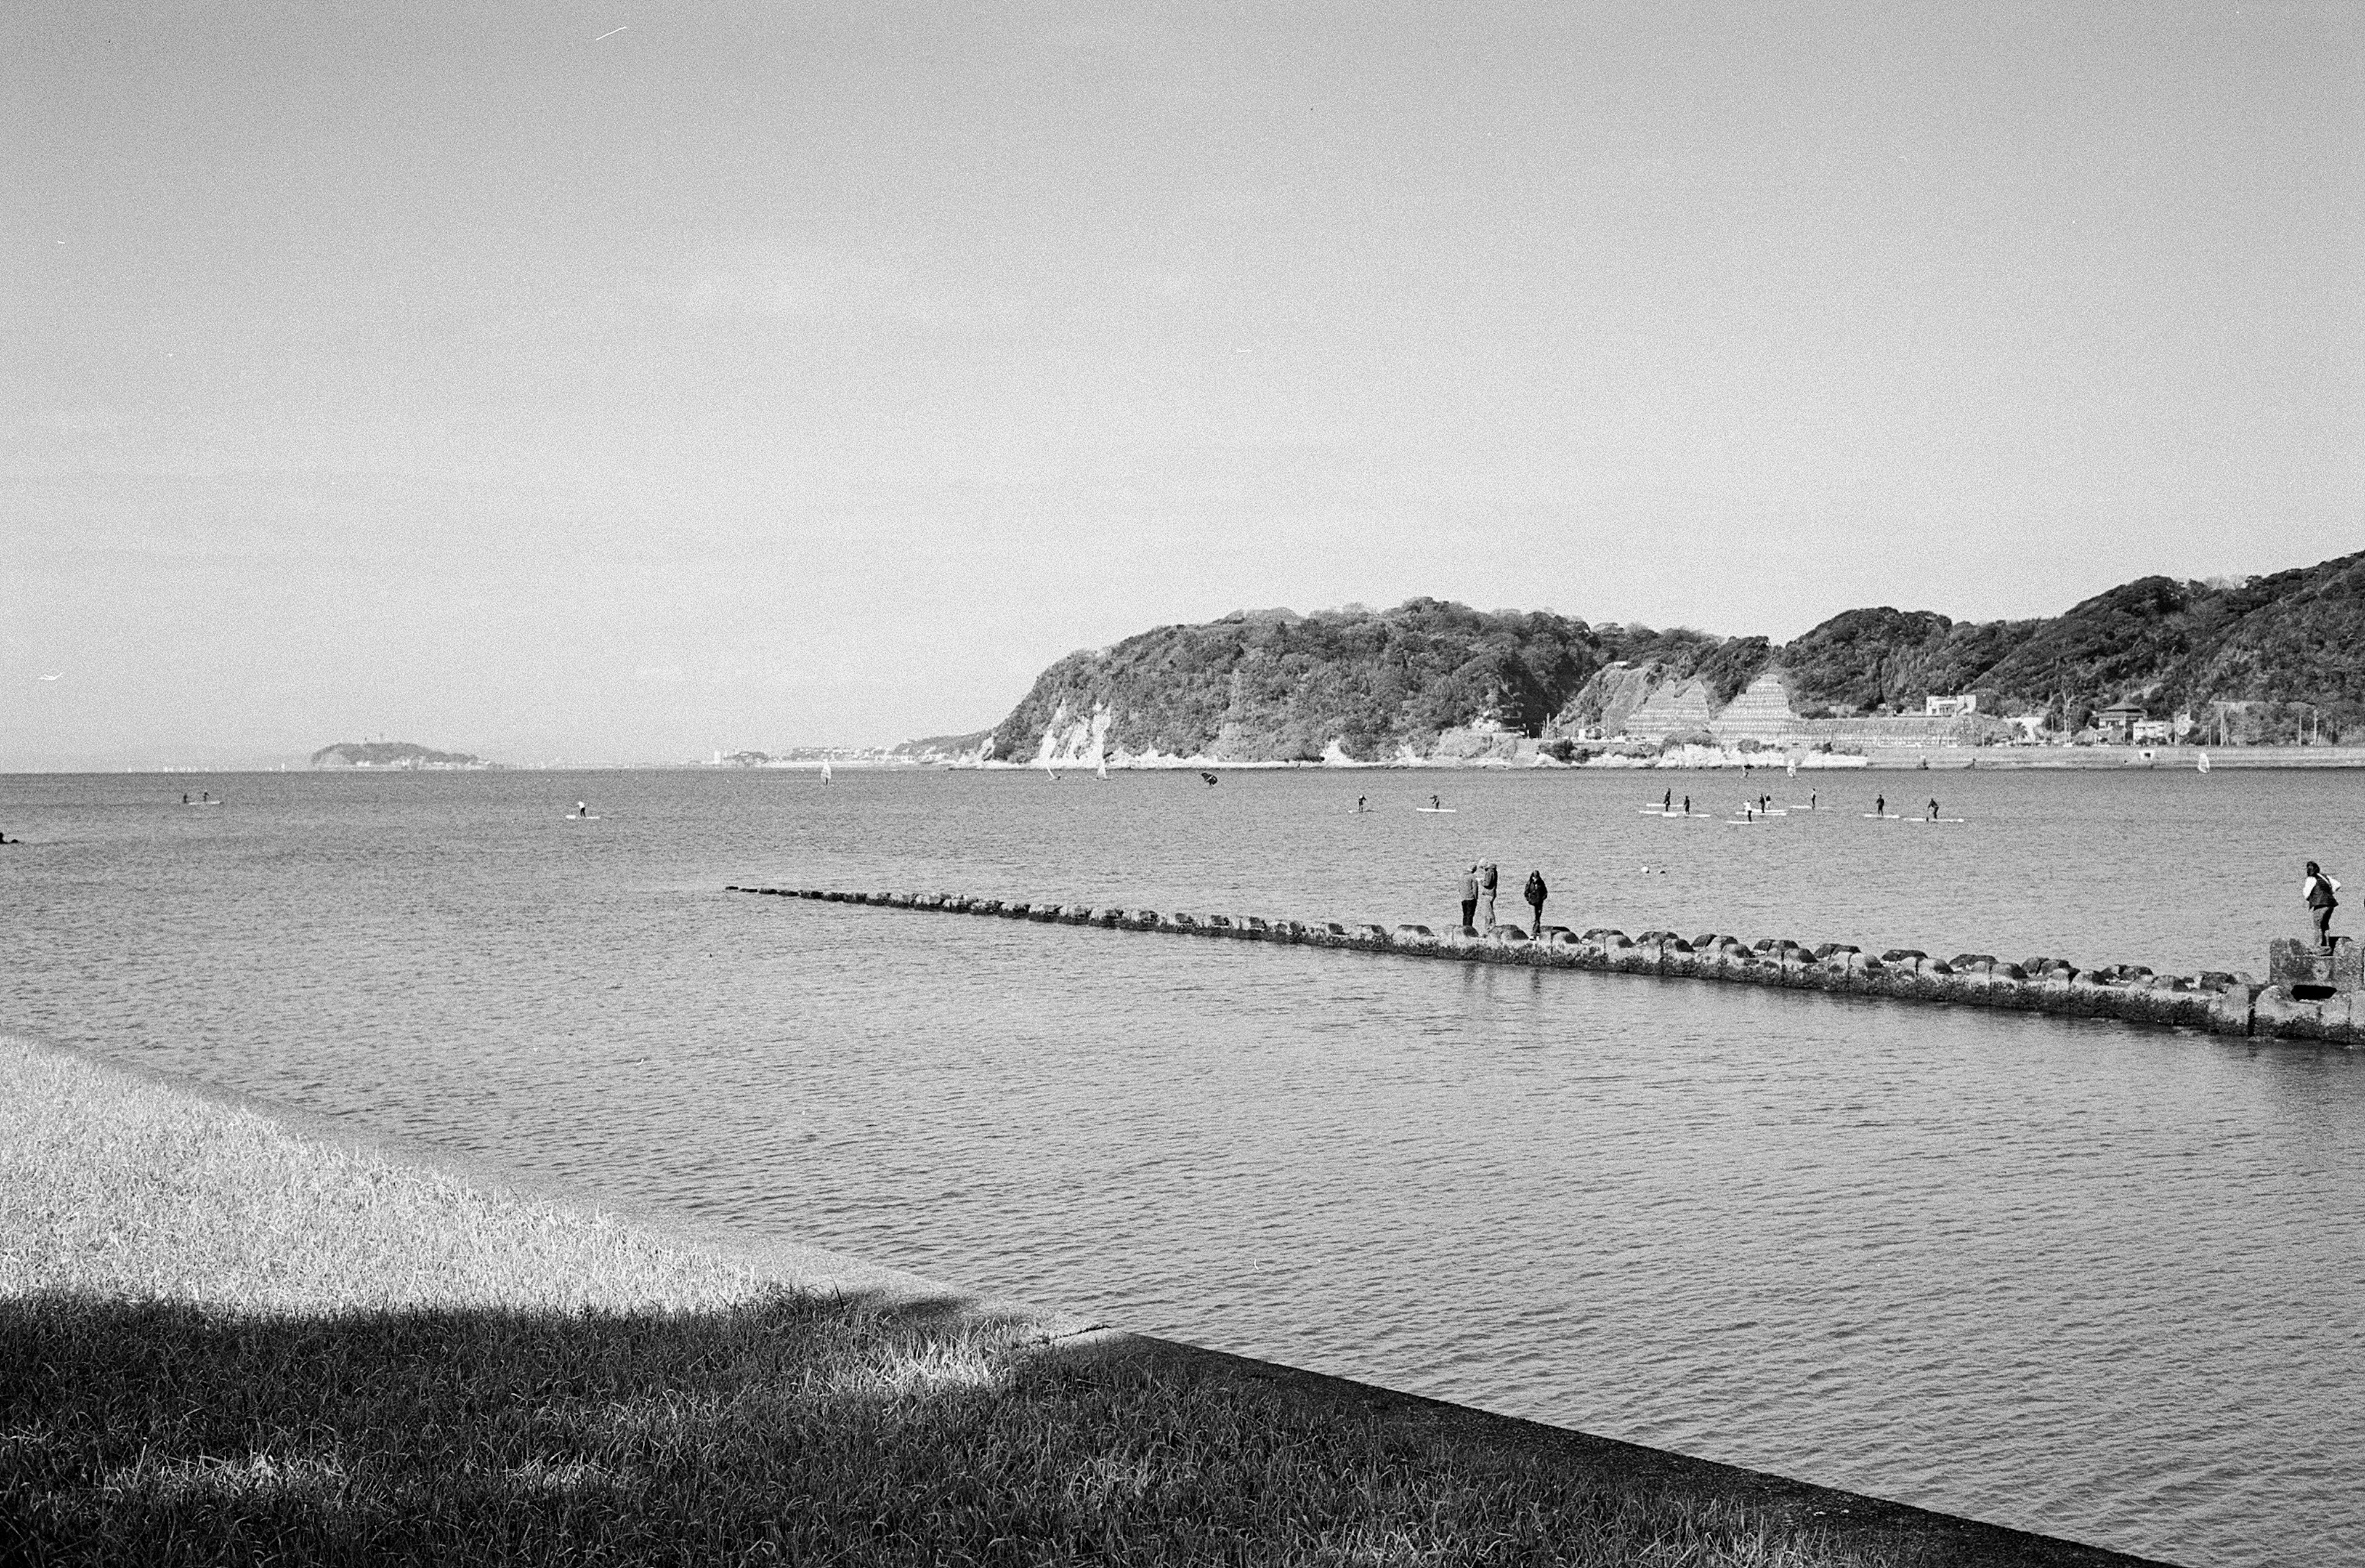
3,765,2361,1568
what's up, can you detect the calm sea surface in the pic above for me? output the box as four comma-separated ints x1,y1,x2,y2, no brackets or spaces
4,766,2362,1568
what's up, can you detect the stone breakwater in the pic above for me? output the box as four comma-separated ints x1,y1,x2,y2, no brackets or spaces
724,887,2364,1049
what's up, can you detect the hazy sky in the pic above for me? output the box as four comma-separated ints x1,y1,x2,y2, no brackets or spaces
6,1,2360,766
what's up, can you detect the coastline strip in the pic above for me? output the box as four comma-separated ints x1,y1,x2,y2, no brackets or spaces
2,1035,2166,1567
728,886,2363,1049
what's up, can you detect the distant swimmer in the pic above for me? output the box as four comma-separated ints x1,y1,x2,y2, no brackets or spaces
2303,861,2342,952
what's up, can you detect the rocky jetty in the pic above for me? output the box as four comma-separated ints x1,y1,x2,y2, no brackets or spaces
723,886,2361,1049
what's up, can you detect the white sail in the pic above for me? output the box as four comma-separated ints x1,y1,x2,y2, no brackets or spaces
1096,756,1109,780
821,758,832,783
2197,751,2210,774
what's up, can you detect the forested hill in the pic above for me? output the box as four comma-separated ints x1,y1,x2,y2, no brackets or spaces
976,550,2365,762
984,602,1716,764
309,741,492,769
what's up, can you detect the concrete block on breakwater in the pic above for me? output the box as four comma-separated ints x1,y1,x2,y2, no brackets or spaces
727,886,2346,1048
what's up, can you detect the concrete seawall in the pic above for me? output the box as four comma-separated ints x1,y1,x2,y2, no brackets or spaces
726,887,2363,1049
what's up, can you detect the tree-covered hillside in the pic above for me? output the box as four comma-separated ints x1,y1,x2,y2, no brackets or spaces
987,603,1741,763
969,549,2365,760
309,741,490,768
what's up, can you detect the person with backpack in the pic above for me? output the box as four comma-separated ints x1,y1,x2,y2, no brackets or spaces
2303,861,2342,951
1524,869,1548,937
1479,862,1498,929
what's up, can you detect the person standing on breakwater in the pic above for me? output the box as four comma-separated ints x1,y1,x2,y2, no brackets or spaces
1479,862,1498,929
1459,865,1479,930
1524,869,1548,936
2303,861,2341,951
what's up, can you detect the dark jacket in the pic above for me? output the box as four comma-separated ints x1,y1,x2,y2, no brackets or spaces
1525,871,1547,905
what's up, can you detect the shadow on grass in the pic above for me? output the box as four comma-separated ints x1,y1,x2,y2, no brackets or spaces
1,1288,2154,1567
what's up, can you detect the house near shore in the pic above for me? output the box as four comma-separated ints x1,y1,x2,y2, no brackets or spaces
2097,703,2148,742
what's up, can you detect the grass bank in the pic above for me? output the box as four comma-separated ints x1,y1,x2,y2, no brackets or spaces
2,1038,2159,1566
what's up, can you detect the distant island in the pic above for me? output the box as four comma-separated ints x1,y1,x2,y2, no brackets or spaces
309,742,497,770
944,549,2365,767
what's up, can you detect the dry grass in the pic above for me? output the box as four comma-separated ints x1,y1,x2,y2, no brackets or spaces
1,1039,2111,1566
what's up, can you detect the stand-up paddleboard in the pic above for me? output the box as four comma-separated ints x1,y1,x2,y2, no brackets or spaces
1416,807,1457,813
564,813,601,821
1902,817,1967,823
1861,812,1902,819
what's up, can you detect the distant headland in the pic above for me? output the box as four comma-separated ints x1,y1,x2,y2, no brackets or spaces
309,742,498,770
933,549,2365,769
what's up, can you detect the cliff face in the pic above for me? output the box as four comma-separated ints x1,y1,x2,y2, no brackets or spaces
965,549,2365,761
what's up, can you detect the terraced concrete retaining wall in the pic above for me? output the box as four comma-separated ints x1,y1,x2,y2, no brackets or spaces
724,886,2360,1048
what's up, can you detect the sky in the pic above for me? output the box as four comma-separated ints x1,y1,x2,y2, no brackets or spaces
5,1,2361,767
